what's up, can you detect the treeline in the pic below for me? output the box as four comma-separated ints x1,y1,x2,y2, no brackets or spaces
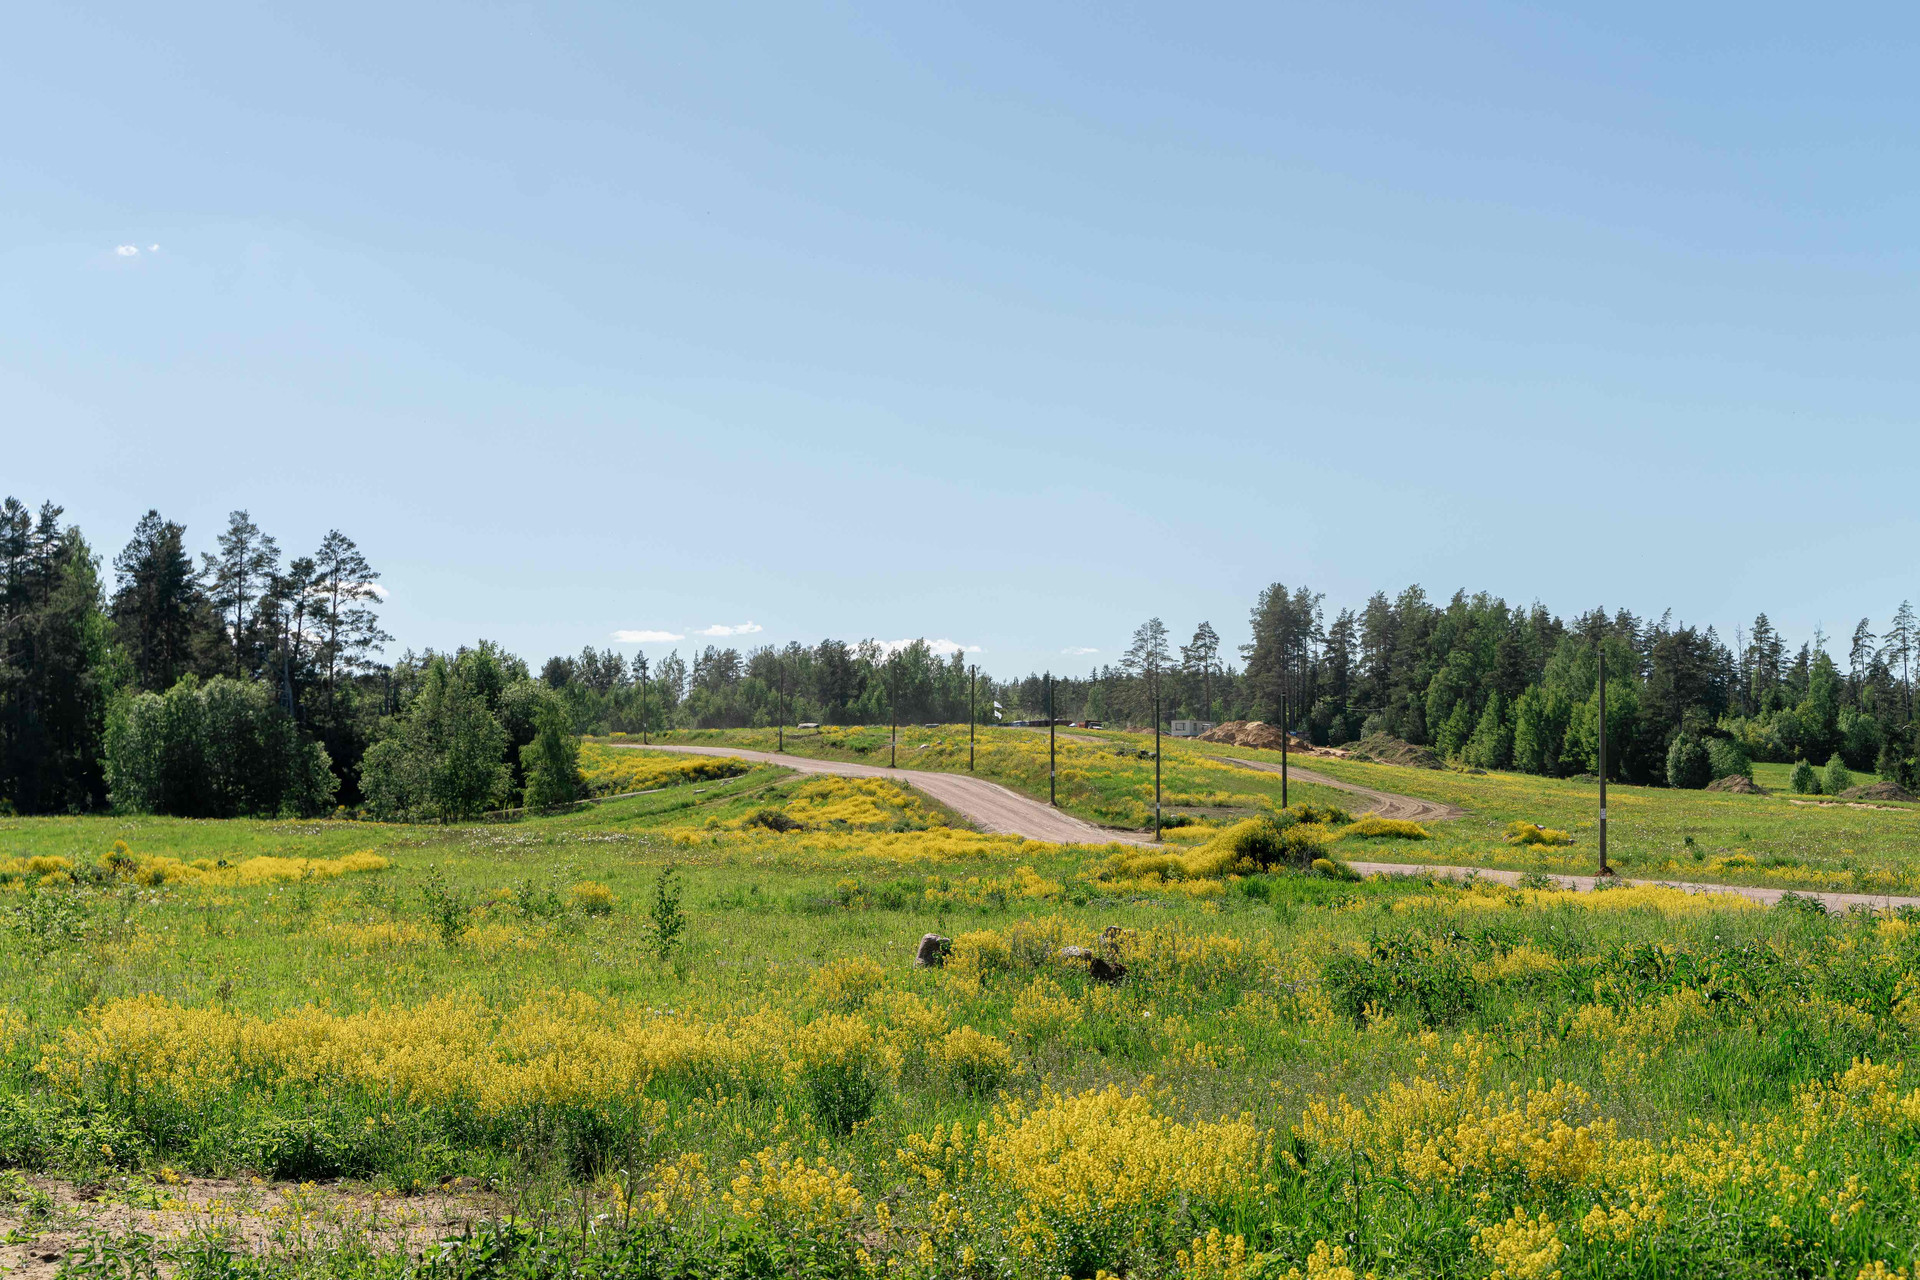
1,497,392,817
1014,586,1920,789
539,638,990,732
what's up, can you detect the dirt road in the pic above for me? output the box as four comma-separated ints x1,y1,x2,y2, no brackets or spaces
1344,860,1920,914
614,746,1920,913
612,743,1150,844
1206,755,1466,822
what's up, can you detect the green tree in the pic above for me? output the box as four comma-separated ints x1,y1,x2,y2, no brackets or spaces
105,675,336,817
1510,685,1568,775
1790,758,1818,795
110,510,213,692
1823,752,1852,798
360,655,510,821
1463,692,1512,769
200,510,280,677
1665,736,1712,789
1705,738,1751,781
0,501,115,814
520,696,584,809
1434,696,1474,760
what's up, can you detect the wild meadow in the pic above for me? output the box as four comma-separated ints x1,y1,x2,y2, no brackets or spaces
2,746,1920,1278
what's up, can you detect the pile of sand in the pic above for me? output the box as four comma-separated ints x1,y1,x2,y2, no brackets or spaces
1839,780,1918,803
1706,773,1768,795
1345,734,1442,769
1196,721,1345,756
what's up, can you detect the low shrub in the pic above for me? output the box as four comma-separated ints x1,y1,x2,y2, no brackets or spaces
744,808,804,833
568,881,616,916
1505,822,1573,847
1791,759,1819,795
1343,816,1428,840
1824,753,1853,798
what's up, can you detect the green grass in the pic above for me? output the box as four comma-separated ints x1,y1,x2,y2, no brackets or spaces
1,756,1919,1277
624,724,1361,829
1749,760,1882,794
616,727,1920,894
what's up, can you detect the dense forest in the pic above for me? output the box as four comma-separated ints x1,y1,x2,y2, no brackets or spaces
6,493,1918,818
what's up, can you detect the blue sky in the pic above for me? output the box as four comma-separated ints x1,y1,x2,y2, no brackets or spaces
5,3,1917,676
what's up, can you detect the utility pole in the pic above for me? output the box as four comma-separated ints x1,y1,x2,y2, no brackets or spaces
1153,665,1163,841
1047,671,1056,806
776,653,785,753
968,665,976,772
1598,645,1612,876
638,654,649,746
1280,692,1289,809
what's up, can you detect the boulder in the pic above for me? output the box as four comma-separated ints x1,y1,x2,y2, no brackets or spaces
914,934,951,967
1058,946,1095,962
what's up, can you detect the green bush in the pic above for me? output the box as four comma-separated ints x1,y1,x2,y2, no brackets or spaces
1665,736,1712,790
1790,759,1819,795
1824,753,1853,797
1705,737,1752,781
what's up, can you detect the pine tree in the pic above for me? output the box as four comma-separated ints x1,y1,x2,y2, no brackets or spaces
110,510,209,692
1181,622,1221,721
201,511,280,677
312,530,392,699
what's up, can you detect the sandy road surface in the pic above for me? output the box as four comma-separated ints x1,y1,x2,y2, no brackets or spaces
611,743,1150,844
1206,755,1466,822
1346,861,1920,914
615,745,1920,912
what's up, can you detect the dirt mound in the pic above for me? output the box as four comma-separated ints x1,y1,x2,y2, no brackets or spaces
1706,773,1768,795
1345,734,1442,769
1197,720,1286,749
1840,780,1918,802
1197,721,1346,756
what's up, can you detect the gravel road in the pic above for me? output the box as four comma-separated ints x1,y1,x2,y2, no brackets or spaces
1205,755,1466,821
611,743,1150,844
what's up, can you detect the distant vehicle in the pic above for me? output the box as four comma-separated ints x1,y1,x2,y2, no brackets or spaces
1169,720,1215,737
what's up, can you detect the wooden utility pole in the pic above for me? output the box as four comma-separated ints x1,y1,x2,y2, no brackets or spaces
1598,646,1612,875
1153,667,1163,840
1047,672,1056,806
968,665,976,772
1280,693,1289,809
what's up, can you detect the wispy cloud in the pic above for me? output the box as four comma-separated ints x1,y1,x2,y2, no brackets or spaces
876,638,984,658
1062,646,1099,656
115,245,140,257
614,629,684,643
697,621,763,637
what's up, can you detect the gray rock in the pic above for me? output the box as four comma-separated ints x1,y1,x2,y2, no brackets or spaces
914,934,951,967
1058,946,1095,962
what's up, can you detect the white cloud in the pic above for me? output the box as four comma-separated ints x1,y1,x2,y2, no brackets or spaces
115,245,140,256
1062,646,1099,656
875,638,984,658
613,629,684,643
148,244,160,252
696,621,763,637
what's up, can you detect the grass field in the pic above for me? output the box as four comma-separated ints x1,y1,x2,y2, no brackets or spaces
2,746,1920,1277
635,726,1920,895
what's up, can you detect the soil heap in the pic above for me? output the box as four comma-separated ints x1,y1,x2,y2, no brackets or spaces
1196,721,1342,756
1839,780,1919,802
1345,734,1442,769
1706,774,1768,795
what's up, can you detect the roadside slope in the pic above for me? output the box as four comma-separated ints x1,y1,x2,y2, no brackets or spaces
609,743,1150,845
1205,754,1466,821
